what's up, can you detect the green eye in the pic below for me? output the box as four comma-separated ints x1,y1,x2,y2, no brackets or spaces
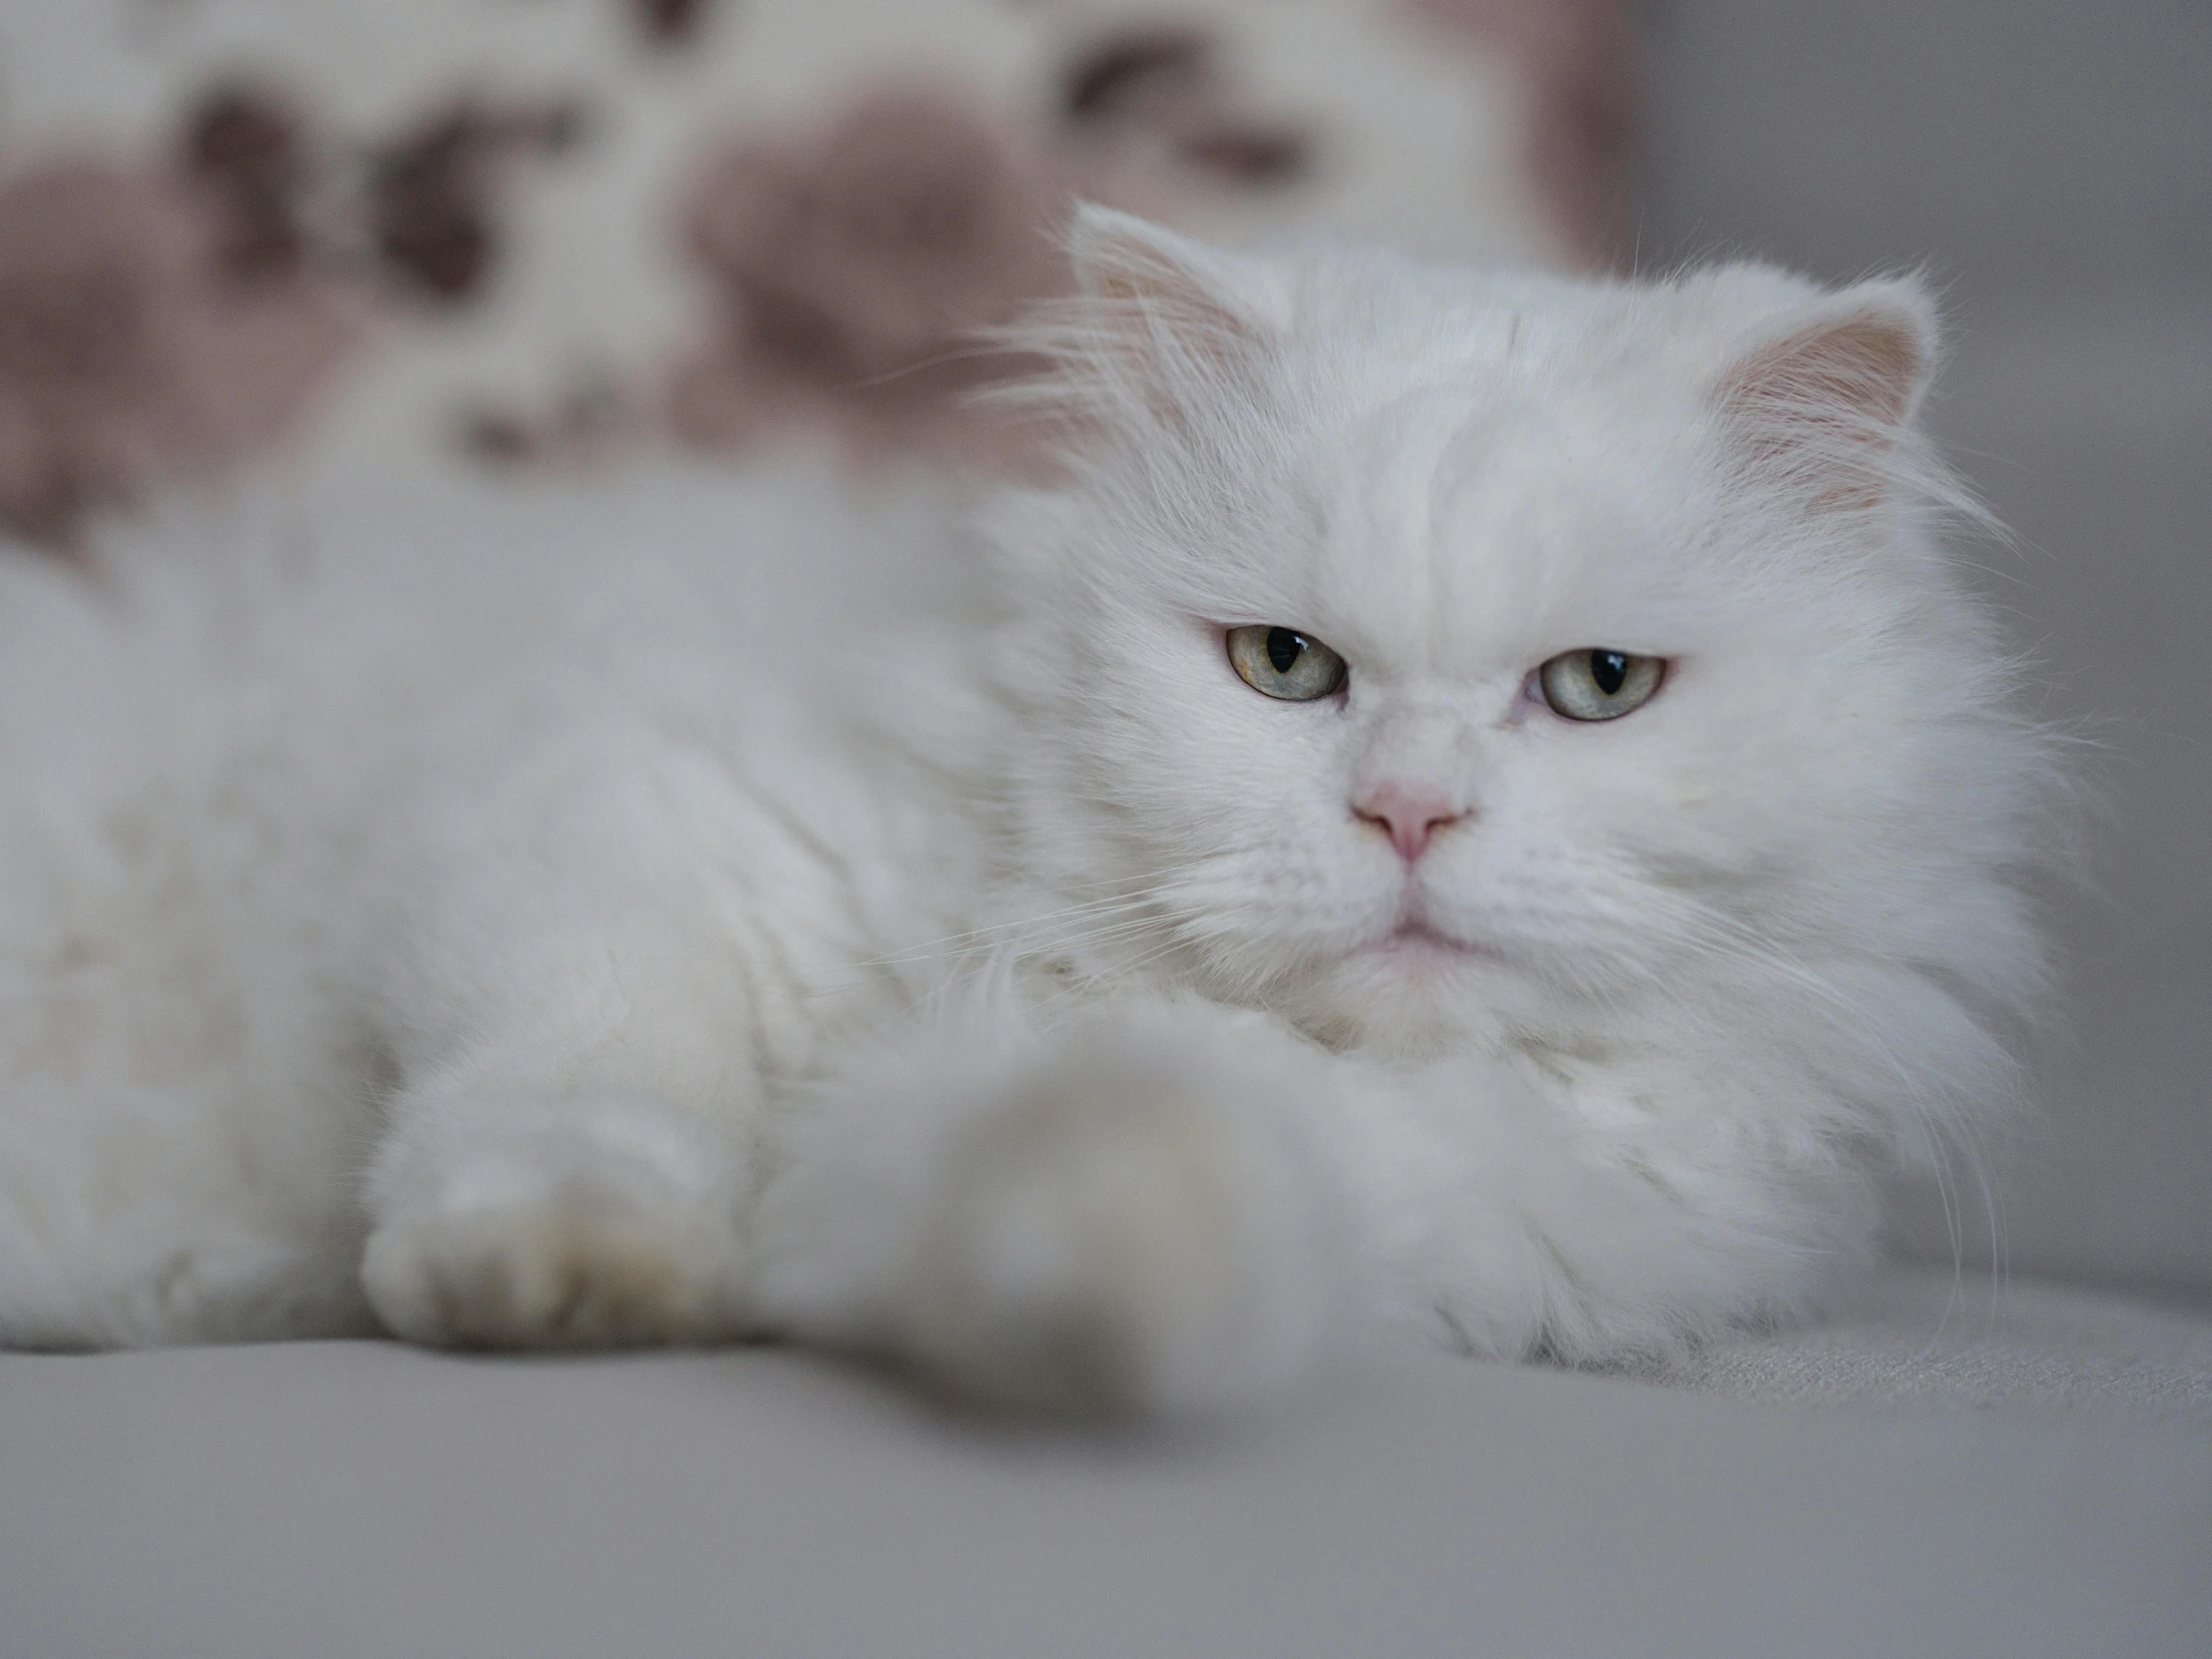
1537,649,1665,722
1228,626,1348,701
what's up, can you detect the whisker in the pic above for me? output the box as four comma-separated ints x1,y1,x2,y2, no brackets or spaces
839,860,1214,970
848,893,1160,970
788,858,1215,1003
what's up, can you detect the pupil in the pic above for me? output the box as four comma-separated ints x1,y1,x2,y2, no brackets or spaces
1266,628,1304,674
1591,651,1628,696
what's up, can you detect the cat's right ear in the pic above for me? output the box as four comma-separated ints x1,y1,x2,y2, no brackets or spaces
1704,272,1939,512
1046,206,1287,428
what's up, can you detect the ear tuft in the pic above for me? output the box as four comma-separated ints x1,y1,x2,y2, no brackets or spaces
1042,205,1281,427
1067,205,1273,335
1711,278,1937,507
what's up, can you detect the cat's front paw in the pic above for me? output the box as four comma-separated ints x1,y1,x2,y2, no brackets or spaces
895,1028,1344,1416
361,1096,743,1349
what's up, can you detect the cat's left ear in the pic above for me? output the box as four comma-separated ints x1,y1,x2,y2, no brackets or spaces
1708,276,1937,509
1062,206,1287,424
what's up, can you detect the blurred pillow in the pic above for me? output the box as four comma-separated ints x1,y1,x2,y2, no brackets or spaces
0,0,1635,540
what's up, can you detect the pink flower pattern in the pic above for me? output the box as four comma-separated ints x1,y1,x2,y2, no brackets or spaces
671,90,1078,461
0,160,364,550
0,4,1637,537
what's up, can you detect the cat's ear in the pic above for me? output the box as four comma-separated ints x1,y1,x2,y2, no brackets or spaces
1058,205,1285,424
1708,276,1937,510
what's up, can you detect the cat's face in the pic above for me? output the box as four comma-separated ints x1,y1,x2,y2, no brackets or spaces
999,214,2037,1058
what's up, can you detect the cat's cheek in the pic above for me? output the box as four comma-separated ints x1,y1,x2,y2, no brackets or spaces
1672,778,1717,810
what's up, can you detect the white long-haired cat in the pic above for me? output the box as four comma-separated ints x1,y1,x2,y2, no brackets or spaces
0,210,2052,1413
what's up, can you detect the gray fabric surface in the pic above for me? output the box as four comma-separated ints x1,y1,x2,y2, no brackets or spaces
1626,1266,2212,1417
4,1291,2209,1659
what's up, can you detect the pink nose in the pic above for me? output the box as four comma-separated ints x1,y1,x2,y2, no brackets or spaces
1353,784,1466,863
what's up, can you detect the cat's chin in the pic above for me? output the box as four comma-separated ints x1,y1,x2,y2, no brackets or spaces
1270,930,1511,1059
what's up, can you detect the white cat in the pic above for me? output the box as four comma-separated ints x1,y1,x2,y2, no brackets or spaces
0,210,2054,1414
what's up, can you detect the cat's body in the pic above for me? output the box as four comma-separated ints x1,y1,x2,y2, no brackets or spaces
0,215,2053,1412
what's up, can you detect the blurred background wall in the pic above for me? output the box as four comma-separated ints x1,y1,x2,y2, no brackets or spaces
1635,0,2212,1296
0,0,2204,1295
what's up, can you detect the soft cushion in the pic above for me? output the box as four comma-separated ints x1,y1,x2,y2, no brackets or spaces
4,1273,2207,1658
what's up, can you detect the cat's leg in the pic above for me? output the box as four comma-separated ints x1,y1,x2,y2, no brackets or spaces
750,996,1361,1415
0,1083,376,1349
362,1085,749,1350
355,740,819,1351
0,824,377,1348
752,991,1859,1409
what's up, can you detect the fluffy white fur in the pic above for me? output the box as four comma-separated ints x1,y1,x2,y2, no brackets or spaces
0,213,2054,1414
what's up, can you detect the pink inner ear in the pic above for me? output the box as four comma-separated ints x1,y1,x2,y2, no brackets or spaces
1092,257,1255,373
1714,309,1929,506
1081,237,1269,380
1057,242,1267,436
1721,312,1925,431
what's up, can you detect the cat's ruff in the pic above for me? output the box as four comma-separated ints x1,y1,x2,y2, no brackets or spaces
0,211,2054,1414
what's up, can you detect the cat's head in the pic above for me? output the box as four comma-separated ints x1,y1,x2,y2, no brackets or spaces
988,210,2049,1103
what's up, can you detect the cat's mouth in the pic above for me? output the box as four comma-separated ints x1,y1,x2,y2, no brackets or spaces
1361,916,1493,966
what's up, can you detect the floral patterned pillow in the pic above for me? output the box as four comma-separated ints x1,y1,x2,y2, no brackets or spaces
0,0,1636,548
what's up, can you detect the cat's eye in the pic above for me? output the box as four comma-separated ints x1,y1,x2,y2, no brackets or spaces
1227,625,1348,701
1537,650,1665,722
